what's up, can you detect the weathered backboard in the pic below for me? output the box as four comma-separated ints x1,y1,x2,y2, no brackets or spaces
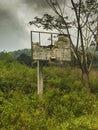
31,31,71,61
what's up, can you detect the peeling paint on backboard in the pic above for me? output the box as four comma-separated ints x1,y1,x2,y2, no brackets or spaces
31,32,71,62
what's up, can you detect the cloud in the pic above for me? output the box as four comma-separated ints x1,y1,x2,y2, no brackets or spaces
23,0,48,9
0,0,53,51
0,0,30,51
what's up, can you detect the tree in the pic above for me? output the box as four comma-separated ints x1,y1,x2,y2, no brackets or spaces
29,0,98,90
17,53,32,66
0,51,14,63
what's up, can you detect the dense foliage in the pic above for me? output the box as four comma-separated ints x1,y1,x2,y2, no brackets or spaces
0,52,98,130
13,49,31,59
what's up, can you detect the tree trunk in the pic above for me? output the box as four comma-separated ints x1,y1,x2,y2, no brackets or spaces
82,72,90,91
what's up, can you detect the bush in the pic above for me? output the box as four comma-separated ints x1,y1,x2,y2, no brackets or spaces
89,79,98,94
0,62,98,130
0,62,37,94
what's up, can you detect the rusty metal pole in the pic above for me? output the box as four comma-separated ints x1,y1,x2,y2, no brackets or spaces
37,60,43,96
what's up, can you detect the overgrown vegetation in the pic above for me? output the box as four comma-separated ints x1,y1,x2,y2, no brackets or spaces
0,52,98,130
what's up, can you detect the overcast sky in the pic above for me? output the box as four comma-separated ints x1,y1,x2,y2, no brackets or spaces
0,0,51,52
